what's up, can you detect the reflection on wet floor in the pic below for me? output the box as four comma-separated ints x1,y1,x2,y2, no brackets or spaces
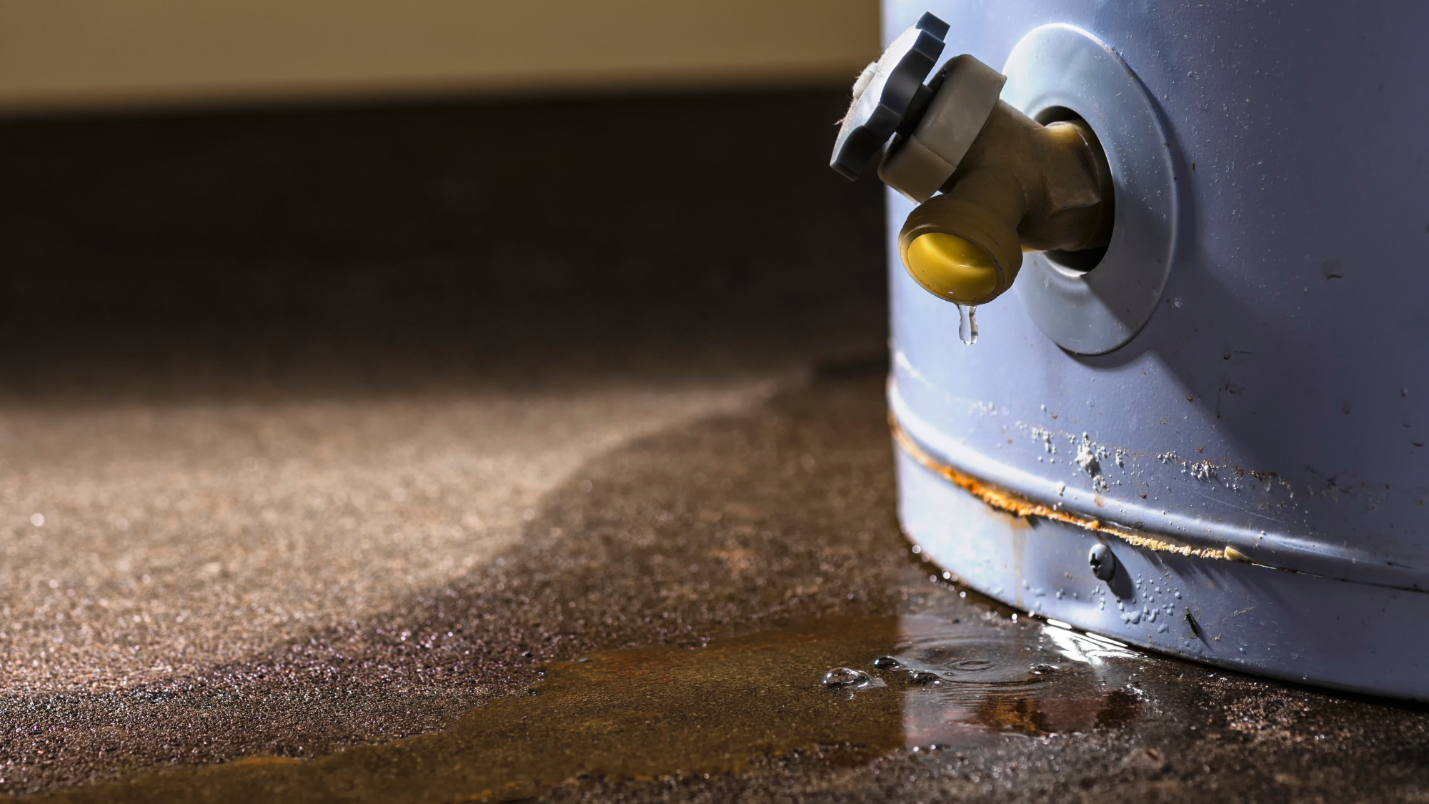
36,608,1160,803
891,616,1141,742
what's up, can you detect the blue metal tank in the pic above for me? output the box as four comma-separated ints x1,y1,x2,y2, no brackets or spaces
882,1,1429,698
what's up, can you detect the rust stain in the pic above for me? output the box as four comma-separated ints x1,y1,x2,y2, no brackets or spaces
890,414,1227,561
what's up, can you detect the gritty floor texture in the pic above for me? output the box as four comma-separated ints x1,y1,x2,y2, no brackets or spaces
2,90,1429,802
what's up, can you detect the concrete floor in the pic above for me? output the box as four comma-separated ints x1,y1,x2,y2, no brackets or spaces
2,91,1429,803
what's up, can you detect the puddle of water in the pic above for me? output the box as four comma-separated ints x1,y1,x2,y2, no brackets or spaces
37,616,1145,803
893,617,1141,743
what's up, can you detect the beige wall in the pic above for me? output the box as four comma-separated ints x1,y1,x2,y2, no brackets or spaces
0,0,880,112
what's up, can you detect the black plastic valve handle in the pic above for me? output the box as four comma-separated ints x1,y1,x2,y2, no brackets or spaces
830,12,949,181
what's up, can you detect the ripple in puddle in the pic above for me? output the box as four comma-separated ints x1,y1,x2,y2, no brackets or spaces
38,616,1148,803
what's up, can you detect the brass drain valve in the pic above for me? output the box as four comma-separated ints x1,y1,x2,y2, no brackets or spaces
831,14,1114,305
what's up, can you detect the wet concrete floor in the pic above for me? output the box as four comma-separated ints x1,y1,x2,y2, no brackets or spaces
23,606,1146,803
2,90,1429,803
11,370,1429,804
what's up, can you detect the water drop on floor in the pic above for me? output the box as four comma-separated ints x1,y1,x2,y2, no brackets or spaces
823,667,874,689
872,656,905,670
908,670,943,685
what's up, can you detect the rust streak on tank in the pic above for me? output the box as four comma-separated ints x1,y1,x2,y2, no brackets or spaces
889,413,1228,561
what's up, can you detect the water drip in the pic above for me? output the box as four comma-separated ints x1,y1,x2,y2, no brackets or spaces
957,305,979,345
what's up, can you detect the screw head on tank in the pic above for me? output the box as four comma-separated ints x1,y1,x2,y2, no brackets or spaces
1088,543,1117,581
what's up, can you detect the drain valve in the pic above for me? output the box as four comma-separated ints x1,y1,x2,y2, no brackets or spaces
831,13,1114,305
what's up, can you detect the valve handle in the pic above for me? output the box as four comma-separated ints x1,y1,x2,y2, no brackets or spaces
829,13,949,180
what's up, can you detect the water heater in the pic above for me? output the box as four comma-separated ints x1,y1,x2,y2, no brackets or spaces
835,2,1429,699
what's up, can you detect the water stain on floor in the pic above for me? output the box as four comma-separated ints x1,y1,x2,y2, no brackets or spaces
32,614,1147,803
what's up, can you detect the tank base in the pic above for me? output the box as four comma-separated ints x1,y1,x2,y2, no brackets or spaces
896,440,1429,701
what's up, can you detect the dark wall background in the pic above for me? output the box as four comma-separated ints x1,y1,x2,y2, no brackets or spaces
0,90,887,397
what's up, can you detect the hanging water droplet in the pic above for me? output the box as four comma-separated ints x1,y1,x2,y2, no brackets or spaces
957,304,979,345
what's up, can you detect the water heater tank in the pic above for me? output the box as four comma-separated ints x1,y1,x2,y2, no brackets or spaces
860,2,1429,699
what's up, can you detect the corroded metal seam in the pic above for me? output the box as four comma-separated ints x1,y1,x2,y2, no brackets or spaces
889,411,1230,561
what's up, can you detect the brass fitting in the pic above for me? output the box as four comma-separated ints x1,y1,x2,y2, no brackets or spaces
896,101,1114,306
830,33,1114,306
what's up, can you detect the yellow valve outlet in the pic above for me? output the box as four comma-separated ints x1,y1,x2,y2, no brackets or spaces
903,233,999,302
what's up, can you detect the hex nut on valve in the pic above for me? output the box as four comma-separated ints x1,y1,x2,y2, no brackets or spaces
1088,543,1117,581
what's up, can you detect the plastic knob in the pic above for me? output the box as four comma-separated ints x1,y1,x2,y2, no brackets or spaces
829,13,948,180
